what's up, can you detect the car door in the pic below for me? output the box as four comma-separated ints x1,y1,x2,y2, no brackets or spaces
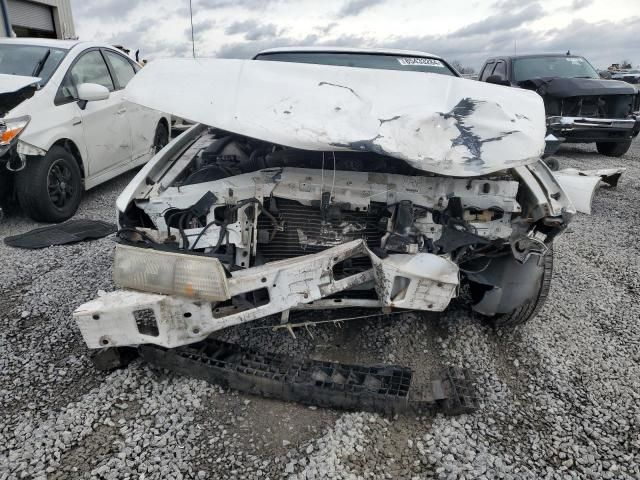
103,49,157,162
479,61,495,81
57,49,133,178
492,60,508,83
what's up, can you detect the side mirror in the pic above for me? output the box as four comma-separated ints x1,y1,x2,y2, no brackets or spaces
486,75,510,86
77,83,110,110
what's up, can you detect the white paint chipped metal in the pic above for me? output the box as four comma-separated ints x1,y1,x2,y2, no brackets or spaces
124,58,546,177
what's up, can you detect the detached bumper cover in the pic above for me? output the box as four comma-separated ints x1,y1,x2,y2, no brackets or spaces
74,240,459,349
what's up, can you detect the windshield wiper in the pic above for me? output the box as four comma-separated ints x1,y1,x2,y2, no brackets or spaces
31,49,51,77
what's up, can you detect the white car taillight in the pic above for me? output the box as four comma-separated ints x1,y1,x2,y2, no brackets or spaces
113,244,230,301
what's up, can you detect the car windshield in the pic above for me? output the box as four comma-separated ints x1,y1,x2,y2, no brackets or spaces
0,44,67,84
513,56,600,82
255,52,458,76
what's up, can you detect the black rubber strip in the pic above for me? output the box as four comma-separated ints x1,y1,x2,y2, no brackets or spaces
4,219,116,249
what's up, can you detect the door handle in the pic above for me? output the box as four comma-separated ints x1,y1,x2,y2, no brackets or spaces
72,117,82,126
117,108,127,115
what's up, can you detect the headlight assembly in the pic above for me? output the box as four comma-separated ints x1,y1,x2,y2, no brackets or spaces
113,243,230,301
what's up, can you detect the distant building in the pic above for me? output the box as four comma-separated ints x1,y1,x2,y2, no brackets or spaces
0,0,75,39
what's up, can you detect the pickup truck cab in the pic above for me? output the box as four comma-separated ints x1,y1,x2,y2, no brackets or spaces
478,54,640,157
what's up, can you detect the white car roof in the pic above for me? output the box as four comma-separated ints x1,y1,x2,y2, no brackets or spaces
256,46,443,60
0,37,81,49
0,38,119,51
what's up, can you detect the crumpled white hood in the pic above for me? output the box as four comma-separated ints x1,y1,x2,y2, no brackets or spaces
0,73,40,93
125,58,545,177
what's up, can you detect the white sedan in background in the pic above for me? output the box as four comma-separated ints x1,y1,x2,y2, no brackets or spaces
0,38,170,222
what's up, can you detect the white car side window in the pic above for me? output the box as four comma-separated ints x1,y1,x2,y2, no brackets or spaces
104,51,136,89
59,50,115,102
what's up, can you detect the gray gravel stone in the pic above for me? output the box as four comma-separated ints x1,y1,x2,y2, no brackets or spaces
2,141,640,479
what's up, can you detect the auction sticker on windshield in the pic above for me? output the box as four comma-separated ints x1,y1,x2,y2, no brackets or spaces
397,57,444,67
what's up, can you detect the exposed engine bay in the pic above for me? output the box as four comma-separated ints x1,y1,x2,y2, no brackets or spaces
74,124,574,349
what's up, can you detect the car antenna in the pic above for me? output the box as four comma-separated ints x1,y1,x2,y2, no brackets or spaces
189,0,196,58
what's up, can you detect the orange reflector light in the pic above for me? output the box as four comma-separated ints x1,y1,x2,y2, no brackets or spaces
0,126,24,145
0,116,30,146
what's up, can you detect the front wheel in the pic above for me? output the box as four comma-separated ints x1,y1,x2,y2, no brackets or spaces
596,139,632,157
15,146,83,222
490,248,554,328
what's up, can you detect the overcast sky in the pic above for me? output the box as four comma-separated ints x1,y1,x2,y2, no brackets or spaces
70,0,639,70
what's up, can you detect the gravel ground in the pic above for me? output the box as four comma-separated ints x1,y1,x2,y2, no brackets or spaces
1,140,639,479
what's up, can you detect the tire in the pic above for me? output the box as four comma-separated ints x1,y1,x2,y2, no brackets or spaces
153,122,169,154
543,156,560,171
596,139,632,157
15,146,83,223
490,247,554,328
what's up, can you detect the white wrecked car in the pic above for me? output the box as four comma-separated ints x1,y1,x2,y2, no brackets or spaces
74,48,575,350
0,38,170,222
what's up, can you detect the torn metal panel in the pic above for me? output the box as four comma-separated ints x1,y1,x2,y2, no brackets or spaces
371,253,458,310
556,167,626,188
123,58,546,177
514,162,575,221
553,172,602,214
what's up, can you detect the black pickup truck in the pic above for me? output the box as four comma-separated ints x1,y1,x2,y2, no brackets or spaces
479,54,640,157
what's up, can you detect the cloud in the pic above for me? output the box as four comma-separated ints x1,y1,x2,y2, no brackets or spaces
196,0,284,9
71,0,154,20
315,22,338,35
453,2,544,37
491,0,537,9
225,20,283,41
337,0,384,17
185,19,217,42
571,0,593,9
216,34,319,59
214,13,640,71
72,0,640,70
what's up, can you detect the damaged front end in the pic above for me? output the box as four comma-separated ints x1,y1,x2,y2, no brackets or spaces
74,58,574,349
75,130,573,349
0,75,42,214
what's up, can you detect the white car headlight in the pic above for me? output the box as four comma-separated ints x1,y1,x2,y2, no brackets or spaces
0,115,30,146
113,243,230,301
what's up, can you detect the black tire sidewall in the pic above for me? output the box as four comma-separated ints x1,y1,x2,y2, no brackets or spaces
596,140,632,157
489,246,554,329
17,146,83,222
154,123,169,153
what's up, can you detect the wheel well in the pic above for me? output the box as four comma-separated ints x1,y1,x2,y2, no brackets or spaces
52,138,85,178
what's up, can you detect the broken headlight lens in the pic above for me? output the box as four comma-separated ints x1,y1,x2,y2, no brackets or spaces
113,244,230,301
0,115,30,146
